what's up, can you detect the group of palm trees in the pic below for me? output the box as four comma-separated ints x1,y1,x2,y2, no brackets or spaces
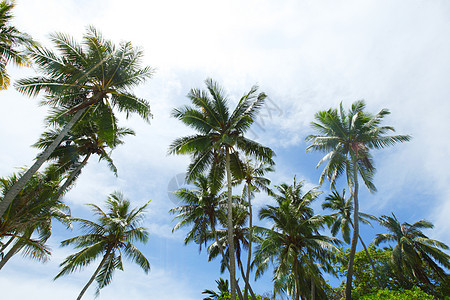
1,1,449,299
1,2,152,298
169,81,449,299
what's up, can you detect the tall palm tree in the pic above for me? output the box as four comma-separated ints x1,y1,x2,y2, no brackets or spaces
253,177,339,300
233,159,273,300
305,100,411,299
0,26,153,216
55,192,150,300
169,79,274,300
0,0,34,89
374,214,450,292
322,189,381,288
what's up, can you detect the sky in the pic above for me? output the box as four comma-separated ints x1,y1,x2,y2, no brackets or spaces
1,0,450,299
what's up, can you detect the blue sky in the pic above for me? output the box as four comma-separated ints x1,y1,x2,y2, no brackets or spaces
1,0,449,299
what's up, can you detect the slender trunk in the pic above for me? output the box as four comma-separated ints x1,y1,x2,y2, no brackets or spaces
56,154,90,196
0,239,22,270
238,254,257,300
346,160,359,300
0,108,87,217
294,259,300,300
225,151,237,300
311,279,315,300
209,218,243,300
77,249,111,300
0,236,15,254
244,183,254,300
349,218,382,289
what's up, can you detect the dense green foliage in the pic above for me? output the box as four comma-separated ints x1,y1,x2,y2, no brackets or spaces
359,287,434,300
328,246,449,299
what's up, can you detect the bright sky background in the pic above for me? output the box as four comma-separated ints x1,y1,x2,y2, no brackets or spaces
1,0,449,299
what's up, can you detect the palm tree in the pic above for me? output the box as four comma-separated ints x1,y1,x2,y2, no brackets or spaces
169,79,274,300
233,159,273,300
305,100,411,299
55,192,150,300
0,26,153,216
253,177,339,300
33,118,134,196
0,0,34,89
170,173,226,251
374,214,450,292
203,278,231,300
322,189,381,288
0,166,71,270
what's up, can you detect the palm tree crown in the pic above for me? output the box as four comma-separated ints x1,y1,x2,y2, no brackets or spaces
0,0,34,89
0,26,153,216
374,214,450,288
306,100,410,190
55,192,150,299
254,177,339,300
170,173,226,249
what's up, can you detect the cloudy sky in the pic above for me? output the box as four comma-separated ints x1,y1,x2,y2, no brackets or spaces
1,0,449,299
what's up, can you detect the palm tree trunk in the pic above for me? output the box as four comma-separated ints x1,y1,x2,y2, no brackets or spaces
293,259,300,300
346,160,359,300
347,217,382,289
311,279,315,300
209,218,244,300
77,249,111,300
0,108,87,217
244,183,254,300
56,153,90,196
0,236,15,254
0,238,22,270
238,254,257,300
225,150,237,300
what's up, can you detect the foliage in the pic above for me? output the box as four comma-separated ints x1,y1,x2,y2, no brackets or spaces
0,167,70,265
359,287,434,300
253,177,339,300
329,245,450,299
0,0,34,89
375,214,450,298
55,192,150,299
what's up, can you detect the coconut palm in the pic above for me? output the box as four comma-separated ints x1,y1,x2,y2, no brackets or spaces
0,26,152,216
374,214,450,291
170,173,226,251
203,278,231,300
34,117,134,196
305,100,411,299
253,177,339,300
322,189,381,288
55,192,150,300
233,159,273,300
0,0,34,89
0,166,71,270
169,78,274,300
